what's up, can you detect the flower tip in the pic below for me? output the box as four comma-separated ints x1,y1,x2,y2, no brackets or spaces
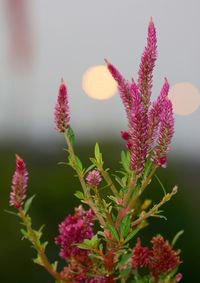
15,154,21,161
104,58,109,65
61,77,65,84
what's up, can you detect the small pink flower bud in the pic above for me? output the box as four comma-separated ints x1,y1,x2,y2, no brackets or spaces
121,131,131,141
10,155,28,209
175,273,183,282
86,170,102,188
54,78,70,133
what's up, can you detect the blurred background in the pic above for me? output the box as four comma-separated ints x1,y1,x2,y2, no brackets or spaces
0,0,200,282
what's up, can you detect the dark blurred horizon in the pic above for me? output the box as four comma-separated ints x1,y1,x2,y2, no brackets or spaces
1,140,200,282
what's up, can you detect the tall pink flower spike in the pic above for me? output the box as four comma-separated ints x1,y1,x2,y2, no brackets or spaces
138,17,157,110
10,154,28,209
54,78,70,133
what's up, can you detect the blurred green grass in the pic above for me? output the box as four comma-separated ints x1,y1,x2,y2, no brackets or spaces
0,141,199,282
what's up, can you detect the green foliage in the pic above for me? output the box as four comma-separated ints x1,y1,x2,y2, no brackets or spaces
24,195,36,214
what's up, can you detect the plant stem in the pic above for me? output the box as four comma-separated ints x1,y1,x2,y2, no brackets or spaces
18,208,67,283
97,165,118,195
127,166,157,211
64,131,106,227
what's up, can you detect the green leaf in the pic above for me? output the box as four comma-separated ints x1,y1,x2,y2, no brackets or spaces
121,151,130,173
155,174,166,195
68,127,75,145
120,213,131,238
4,209,18,217
95,143,100,160
118,267,131,278
76,156,83,171
171,230,184,247
24,195,36,214
84,164,95,175
116,253,132,269
143,157,152,179
20,228,27,238
124,228,141,244
74,191,84,200
107,223,120,242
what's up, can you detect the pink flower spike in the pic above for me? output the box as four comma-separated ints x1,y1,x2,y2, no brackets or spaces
86,170,102,188
138,18,157,109
147,78,169,151
129,80,148,175
105,59,132,118
152,98,174,167
54,78,70,133
10,154,28,209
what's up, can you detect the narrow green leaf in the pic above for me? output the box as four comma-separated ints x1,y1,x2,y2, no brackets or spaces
76,156,83,171
116,253,132,269
68,127,75,145
120,213,131,238
95,143,100,160
171,230,184,247
124,228,141,244
155,174,166,195
143,158,152,179
74,191,84,200
119,267,131,278
4,209,18,217
84,164,95,175
107,223,120,242
121,151,130,173
24,195,36,214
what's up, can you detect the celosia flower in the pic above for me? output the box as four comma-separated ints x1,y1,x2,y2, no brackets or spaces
86,170,102,188
151,98,174,167
9,154,28,209
132,238,152,269
147,78,169,151
149,235,181,278
55,206,95,260
129,80,148,175
132,236,181,278
54,78,70,133
138,17,157,109
105,59,132,119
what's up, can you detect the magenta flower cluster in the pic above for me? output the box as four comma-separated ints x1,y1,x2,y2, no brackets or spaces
54,78,70,133
86,170,102,188
9,155,28,209
106,18,174,175
132,236,181,279
55,206,95,260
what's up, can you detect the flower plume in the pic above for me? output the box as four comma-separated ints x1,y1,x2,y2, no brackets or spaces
147,78,170,151
138,17,157,109
54,78,70,133
129,80,148,175
152,98,174,167
105,59,132,118
10,154,28,209
86,170,102,188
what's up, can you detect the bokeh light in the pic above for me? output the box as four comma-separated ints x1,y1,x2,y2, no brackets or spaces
169,82,200,116
82,65,117,100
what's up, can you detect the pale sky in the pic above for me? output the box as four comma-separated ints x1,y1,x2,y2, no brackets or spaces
0,0,199,158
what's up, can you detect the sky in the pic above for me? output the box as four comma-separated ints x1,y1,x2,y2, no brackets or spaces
0,0,199,158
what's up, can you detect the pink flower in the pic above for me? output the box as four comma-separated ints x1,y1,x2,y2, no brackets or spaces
138,17,157,110
9,154,28,209
105,59,132,119
147,78,169,151
151,98,174,167
149,235,181,278
129,80,148,175
55,206,95,260
132,238,152,269
54,78,70,133
86,170,102,188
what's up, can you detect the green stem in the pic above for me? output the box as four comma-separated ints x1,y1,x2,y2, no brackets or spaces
18,208,67,283
64,131,106,227
97,165,118,195
127,166,157,211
